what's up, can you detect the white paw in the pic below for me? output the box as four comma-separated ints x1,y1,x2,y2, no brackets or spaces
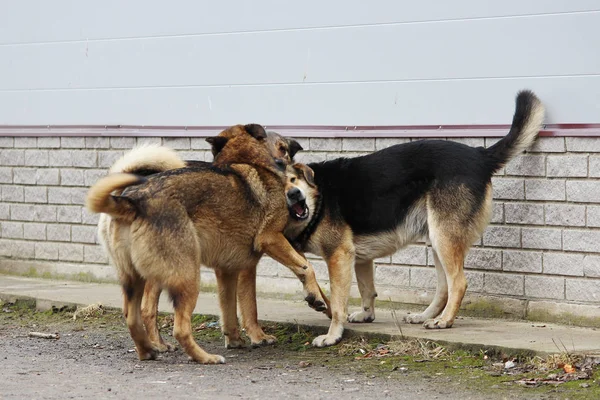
423,318,452,329
348,310,375,323
312,334,342,348
403,313,427,324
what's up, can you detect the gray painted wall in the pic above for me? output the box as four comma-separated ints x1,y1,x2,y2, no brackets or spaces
1,1,599,126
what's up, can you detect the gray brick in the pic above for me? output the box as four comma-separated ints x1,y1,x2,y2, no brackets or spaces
588,206,600,228
0,203,8,219
34,205,57,222
547,155,588,177
37,137,60,148
61,137,85,148
290,137,310,152
409,267,436,289
110,137,135,149
163,137,190,150
375,265,410,287
23,223,46,240
85,137,110,149
24,186,47,203
71,225,98,244
59,243,84,262
24,150,49,167
0,150,25,166
566,279,600,302
376,256,391,264
46,224,71,242
13,168,36,184
525,179,565,201
35,242,59,260
484,138,501,148
48,187,73,204
465,248,502,271
543,253,584,276
36,169,59,185
71,150,97,167
522,228,562,250
14,137,37,148
295,152,327,164
563,229,600,252
525,276,564,299
484,273,523,295
504,203,544,225
309,138,341,152
503,250,542,273
529,137,565,153
60,169,85,186
375,138,410,151
566,181,600,203
566,137,600,152
48,150,73,167
10,240,35,259
342,138,375,152
81,209,100,225
2,222,23,238
545,204,585,227
70,188,88,205
590,156,600,178
465,271,484,293
491,178,524,200
57,206,82,223
483,226,520,248
2,185,24,202
391,245,427,266
491,202,504,223
0,137,14,148
98,151,124,168
0,167,11,183
583,255,600,278
10,204,35,221
84,170,106,186
505,155,545,176
0,239,11,256
84,245,108,264
447,138,485,147
178,151,204,162
190,137,211,150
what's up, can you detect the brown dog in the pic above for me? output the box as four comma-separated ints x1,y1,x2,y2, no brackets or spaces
87,124,327,363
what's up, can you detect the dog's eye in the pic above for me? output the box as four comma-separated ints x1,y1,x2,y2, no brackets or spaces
290,177,296,183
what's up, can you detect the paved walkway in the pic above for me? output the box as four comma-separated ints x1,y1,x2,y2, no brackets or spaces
1,274,599,355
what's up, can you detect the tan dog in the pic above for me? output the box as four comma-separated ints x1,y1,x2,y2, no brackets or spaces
87,124,327,363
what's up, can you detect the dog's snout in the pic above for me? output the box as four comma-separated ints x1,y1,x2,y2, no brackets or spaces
287,187,302,201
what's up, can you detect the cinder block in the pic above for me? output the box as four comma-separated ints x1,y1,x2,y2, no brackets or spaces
190,138,211,150
71,225,98,244
14,137,37,148
57,206,82,223
37,137,61,148
490,202,504,223
60,169,85,186
163,137,190,150
375,138,410,150
10,240,35,259
24,150,49,167
342,138,375,152
97,151,124,168
36,169,59,185
46,224,71,242
543,253,584,276
545,204,585,227
85,137,110,149
309,138,342,152
11,204,36,221
447,138,485,147
465,248,502,271
34,205,57,222
0,137,14,148
71,150,97,168
2,222,23,238
0,239,11,256
465,271,484,293
23,223,46,240
34,242,59,260
178,151,204,162
110,137,135,149
529,137,565,153
295,152,327,164
504,203,544,225
24,186,47,204
409,267,437,289
547,155,588,177
522,228,562,250
0,167,11,183
588,206,600,228
590,156,600,178
48,150,73,167
483,226,521,248
84,245,109,264
525,179,565,201
583,255,600,278
525,276,564,299
58,243,84,262
2,185,24,202
566,137,600,152
13,168,36,184
70,188,88,205
61,137,85,148
0,203,8,219
48,187,73,204
0,150,25,166
505,155,545,176
84,170,107,186
566,279,600,302
491,178,524,200
391,245,427,266
566,181,600,203
484,272,524,295
563,229,600,252
375,265,410,287
81,209,100,225
503,250,542,273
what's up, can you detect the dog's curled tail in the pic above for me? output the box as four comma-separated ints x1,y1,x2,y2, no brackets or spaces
485,90,545,173
109,144,186,175
86,174,144,222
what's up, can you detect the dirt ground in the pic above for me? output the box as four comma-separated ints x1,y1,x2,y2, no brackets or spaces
0,300,598,400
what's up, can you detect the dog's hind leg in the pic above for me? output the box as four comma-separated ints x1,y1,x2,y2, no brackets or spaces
238,266,277,347
348,259,377,323
122,274,159,360
215,269,245,349
404,249,448,324
141,282,176,352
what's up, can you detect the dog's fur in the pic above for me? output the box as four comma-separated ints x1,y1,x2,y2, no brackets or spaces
87,124,327,363
277,91,545,346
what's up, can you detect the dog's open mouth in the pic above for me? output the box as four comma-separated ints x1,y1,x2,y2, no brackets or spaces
289,199,309,220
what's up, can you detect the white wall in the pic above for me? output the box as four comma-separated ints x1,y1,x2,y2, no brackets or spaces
1,1,599,126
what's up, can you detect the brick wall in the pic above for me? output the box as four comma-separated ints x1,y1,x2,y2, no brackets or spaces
1,136,599,321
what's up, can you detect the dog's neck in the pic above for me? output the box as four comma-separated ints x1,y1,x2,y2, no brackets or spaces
288,193,324,251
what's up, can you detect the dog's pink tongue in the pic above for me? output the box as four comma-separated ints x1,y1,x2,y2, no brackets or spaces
292,204,304,215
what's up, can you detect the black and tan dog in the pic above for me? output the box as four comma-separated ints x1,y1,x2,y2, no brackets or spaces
87,124,327,363
276,91,545,347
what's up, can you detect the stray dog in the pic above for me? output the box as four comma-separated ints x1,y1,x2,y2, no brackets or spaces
87,124,327,363
277,91,544,347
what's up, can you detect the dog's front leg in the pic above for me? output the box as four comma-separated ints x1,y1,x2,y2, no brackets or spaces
215,269,245,348
312,243,354,347
237,266,278,346
258,232,329,312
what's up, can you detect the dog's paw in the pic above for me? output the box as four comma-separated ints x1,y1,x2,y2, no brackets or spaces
199,354,226,364
225,336,247,349
423,319,452,329
153,341,177,353
403,313,427,324
137,347,158,361
250,334,278,347
348,310,375,323
305,293,328,312
312,334,342,348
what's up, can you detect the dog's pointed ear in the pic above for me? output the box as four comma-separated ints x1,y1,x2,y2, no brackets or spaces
288,139,303,159
205,136,229,157
244,124,267,140
293,163,316,188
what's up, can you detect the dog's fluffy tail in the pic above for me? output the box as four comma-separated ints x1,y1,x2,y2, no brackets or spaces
484,90,545,173
110,144,186,175
86,174,144,222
